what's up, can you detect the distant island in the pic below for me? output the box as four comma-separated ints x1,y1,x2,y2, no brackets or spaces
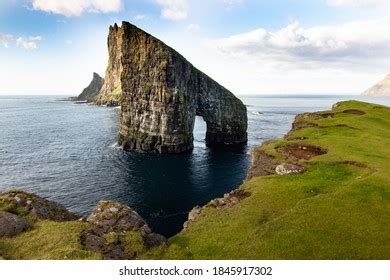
72,72,104,103
362,74,390,96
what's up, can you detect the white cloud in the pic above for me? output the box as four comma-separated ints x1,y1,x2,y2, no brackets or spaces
326,0,389,7
31,0,123,17
16,36,42,50
156,0,188,21
0,34,14,48
1,34,42,50
187,23,200,32
212,16,390,70
65,40,73,45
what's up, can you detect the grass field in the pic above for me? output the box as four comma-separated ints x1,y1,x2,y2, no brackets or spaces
144,101,390,259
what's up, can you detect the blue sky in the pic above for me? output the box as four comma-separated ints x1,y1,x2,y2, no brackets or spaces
1,0,390,95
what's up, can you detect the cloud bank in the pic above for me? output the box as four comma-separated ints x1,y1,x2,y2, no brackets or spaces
31,0,123,17
212,16,390,70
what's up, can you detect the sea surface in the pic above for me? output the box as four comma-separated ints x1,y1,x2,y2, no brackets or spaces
0,95,389,236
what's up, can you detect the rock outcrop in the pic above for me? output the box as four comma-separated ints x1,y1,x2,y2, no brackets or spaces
183,189,251,230
0,211,32,237
0,190,165,260
86,200,151,235
98,22,247,153
362,74,390,96
82,200,166,259
76,72,104,103
0,190,80,221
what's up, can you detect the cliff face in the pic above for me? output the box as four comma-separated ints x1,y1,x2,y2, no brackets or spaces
77,72,104,102
95,24,123,106
362,74,390,96
113,22,247,153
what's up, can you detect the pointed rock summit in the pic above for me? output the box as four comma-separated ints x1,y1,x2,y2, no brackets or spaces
96,23,123,106
362,74,390,97
76,72,104,102
99,21,248,153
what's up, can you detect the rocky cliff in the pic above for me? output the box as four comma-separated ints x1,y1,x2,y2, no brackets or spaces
108,22,247,153
76,72,104,103
362,74,390,96
95,24,123,106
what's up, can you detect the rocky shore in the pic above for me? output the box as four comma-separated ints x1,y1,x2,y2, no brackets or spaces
0,190,165,260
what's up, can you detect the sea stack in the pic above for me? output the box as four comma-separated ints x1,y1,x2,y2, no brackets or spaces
76,72,104,103
105,22,247,154
362,74,390,97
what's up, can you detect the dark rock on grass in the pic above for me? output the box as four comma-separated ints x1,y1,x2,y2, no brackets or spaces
0,211,32,237
144,233,167,248
86,200,151,234
80,228,129,260
0,190,80,221
83,201,166,259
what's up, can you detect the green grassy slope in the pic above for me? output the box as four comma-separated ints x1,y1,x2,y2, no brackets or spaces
0,221,100,260
145,101,390,259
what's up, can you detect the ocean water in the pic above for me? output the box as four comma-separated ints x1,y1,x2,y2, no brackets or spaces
0,95,389,237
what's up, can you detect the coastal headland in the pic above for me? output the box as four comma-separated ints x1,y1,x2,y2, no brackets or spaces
1,100,389,260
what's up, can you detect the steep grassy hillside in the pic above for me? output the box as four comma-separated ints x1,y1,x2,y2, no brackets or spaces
145,101,390,259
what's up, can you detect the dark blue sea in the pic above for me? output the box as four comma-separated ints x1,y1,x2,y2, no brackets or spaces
0,95,389,236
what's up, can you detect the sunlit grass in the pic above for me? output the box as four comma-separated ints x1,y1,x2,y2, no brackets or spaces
144,101,390,260
0,221,101,260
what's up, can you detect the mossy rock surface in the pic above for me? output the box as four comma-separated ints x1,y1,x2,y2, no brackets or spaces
0,190,79,222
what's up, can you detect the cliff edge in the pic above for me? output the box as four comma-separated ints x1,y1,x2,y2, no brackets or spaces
150,100,390,260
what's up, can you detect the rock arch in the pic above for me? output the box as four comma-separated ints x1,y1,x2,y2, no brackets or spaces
110,22,247,153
